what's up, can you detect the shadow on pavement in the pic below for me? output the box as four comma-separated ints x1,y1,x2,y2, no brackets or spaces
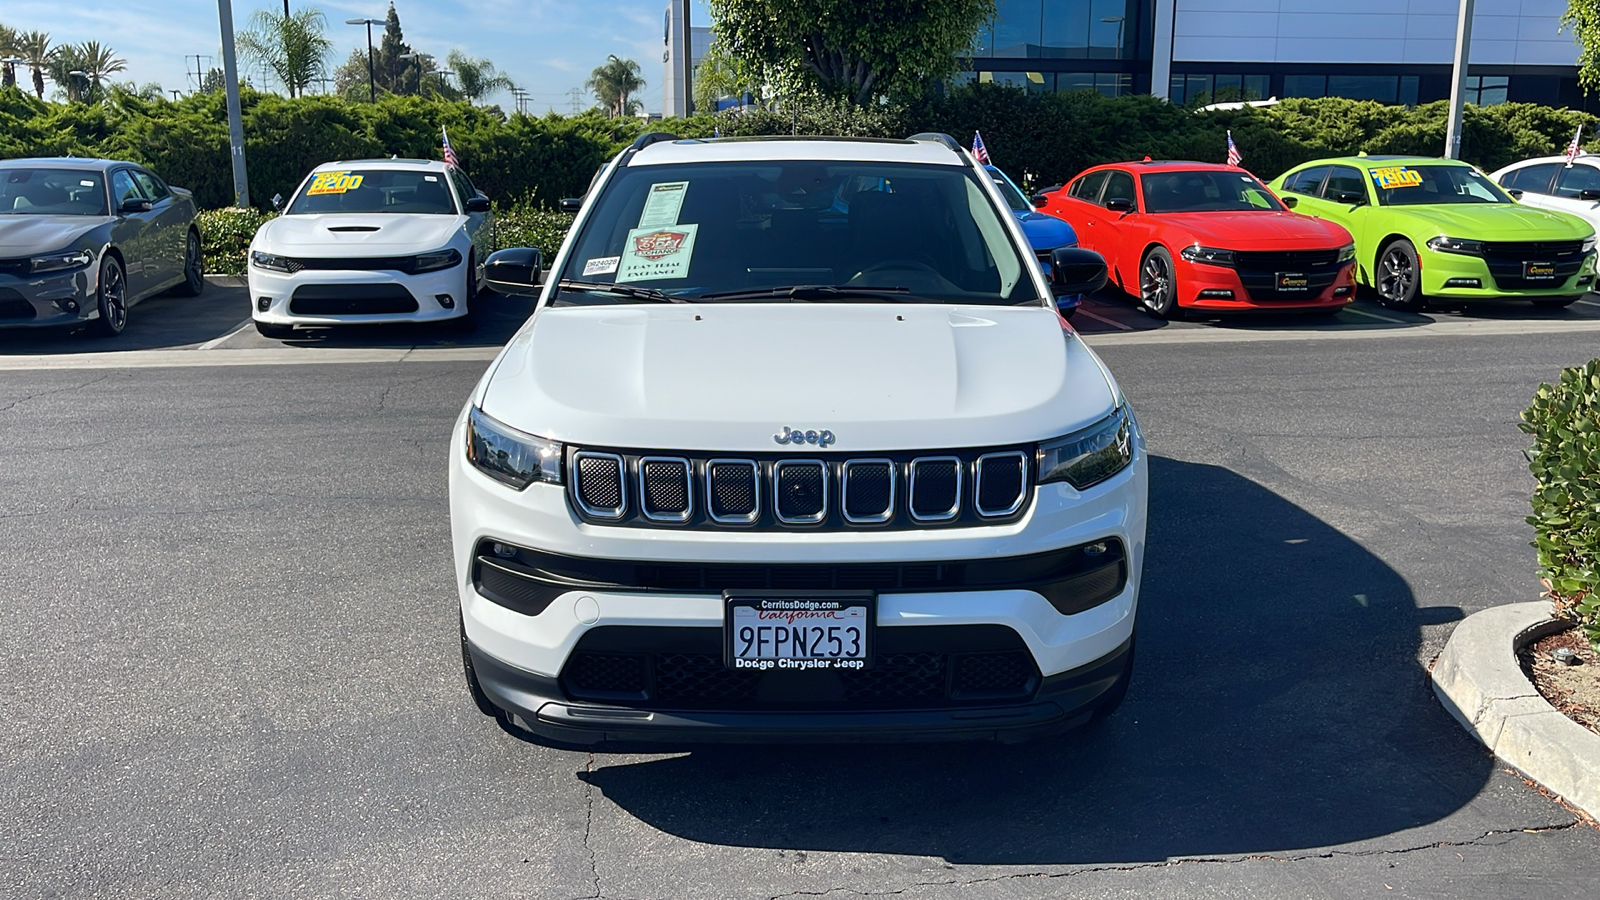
575,456,1487,864
0,282,253,355
247,289,535,350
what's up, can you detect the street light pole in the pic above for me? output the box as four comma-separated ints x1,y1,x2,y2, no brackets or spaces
217,0,250,207
346,18,380,102
1444,0,1475,159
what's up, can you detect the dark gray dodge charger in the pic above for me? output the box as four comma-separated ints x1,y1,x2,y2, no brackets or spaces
0,157,204,336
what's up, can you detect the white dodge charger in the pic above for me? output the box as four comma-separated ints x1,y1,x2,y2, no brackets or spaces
248,158,492,338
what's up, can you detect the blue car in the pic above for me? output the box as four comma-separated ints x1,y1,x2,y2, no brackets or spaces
986,165,1081,317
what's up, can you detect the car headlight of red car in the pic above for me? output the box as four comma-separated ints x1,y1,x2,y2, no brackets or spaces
1179,245,1235,266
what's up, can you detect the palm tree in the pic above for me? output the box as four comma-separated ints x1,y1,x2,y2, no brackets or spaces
77,41,126,97
16,30,48,99
0,25,18,90
237,7,332,98
445,49,512,104
46,43,86,102
586,55,645,118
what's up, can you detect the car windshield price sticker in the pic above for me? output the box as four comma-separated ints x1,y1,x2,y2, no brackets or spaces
1370,167,1423,189
637,181,689,228
725,593,873,670
617,223,698,281
306,171,364,195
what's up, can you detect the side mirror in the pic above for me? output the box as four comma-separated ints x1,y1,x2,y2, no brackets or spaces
270,193,284,211
1030,194,1049,209
1580,189,1600,202
120,198,153,213
484,247,543,296
465,196,492,213
1334,190,1365,206
1507,188,1525,200
1281,196,1298,209
559,197,584,214
1050,247,1108,296
1104,196,1134,213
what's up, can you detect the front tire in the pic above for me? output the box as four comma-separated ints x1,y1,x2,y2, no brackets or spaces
1375,240,1426,311
172,229,205,297
89,256,128,337
254,321,296,340
446,254,479,333
1139,247,1181,319
1532,296,1581,309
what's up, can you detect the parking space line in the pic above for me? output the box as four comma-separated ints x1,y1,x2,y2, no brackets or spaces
1578,298,1600,307
1073,308,1135,331
1341,307,1408,324
196,319,254,351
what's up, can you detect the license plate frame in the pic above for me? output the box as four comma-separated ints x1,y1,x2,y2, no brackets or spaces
722,590,875,672
1276,271,1310,291
1524,260,1558,281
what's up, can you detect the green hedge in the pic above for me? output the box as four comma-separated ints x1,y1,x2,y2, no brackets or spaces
1521,360,1600,648
197,207,276,276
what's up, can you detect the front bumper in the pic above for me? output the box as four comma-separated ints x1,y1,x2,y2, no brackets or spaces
249,262,469,326
0,265,99,329
1417,247,1596,299
1177,258,1356,311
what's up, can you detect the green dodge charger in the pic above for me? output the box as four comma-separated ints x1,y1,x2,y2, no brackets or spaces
1269,155,1596,311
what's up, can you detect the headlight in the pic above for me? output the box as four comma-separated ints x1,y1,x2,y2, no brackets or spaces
1179,245,1235,266
1037,407,1134,490
29,249,93,274
1425,236,1484,255
413,248,463,273
250,250,294,272
1337,243,1356,263
466,406,563,490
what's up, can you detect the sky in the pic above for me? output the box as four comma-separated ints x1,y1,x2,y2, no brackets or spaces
3,0,713,114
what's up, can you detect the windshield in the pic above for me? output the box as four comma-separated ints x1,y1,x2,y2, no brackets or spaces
0,168,108,216
1370,164,1511,206
556,160,1039,306
987,168,1031,212
1140,170,1283,213
287,168,457,215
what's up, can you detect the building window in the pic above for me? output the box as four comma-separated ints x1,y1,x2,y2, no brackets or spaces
1059,72,1131,96
1170,73,1269,106
1283,74,1327,98
993,0,1043,57
1464,75,1509,106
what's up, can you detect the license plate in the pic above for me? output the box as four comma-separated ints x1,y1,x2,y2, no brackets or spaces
1524,261,1557,280
1276,271,1309,291
723,591,873,671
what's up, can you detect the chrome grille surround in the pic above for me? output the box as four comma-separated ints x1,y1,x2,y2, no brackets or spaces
908,456,963,523
974,451,1029,518
705,458,761,524
840,458,895,524
772,459,828,524
638,456,693,523
570,451,627,519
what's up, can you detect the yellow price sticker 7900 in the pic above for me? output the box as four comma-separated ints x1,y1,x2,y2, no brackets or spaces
1370,167,1424,189
306,172,365,195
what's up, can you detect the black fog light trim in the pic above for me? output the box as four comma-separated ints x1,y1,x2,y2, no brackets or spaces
1443,278,1482,288
472,555,565,616
1333,286,1353,296
436,293,455,309
1580,275,1594,286
1035,557,1127,616
1197,289,1234,299
257,296,271,311
61,299,79,312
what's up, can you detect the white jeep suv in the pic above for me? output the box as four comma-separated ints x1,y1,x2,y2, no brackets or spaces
449,132,1147,744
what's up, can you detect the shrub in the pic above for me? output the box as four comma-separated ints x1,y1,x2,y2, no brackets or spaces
491,206,575,258
197,207,276,276
1521,359,1600,648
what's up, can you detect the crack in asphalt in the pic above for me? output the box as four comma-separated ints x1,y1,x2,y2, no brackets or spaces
574,751,602,900
0,373,114,415
758,822,1584,900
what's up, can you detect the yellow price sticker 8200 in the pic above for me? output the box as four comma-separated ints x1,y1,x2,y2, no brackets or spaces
1370,167,1424,189
306,171,364,195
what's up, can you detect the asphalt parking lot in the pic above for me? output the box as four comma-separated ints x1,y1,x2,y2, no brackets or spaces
3,282,1600,897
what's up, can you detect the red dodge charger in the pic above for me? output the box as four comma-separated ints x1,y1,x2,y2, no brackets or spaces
1041,161,1357,318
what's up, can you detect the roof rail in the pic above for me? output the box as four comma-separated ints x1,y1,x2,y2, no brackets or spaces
617,131,683,167
907,132,963,154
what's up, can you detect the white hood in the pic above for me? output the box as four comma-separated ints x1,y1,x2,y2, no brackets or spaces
256,213,464,254
481,304,1117,452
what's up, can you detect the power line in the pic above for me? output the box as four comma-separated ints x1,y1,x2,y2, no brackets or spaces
568,87,584,114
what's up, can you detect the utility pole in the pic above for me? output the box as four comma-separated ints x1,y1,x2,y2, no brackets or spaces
1444,0,1475,159
568,87,583,114
217,0,250,207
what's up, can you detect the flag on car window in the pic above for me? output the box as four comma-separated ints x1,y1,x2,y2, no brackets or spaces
1225,130,1242,167
972,131,990,165
443,127,460,169
1566,125,1583,166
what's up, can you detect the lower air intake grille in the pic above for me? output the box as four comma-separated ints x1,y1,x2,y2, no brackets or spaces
287,283,419,315
0,290,36,320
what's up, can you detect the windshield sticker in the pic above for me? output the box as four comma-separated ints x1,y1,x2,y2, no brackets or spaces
424,175,439,182
80,180,96,187
618,224,698,282
637,181,689,228
306,171,365,195
1370,167,1423,189
582,256,621,276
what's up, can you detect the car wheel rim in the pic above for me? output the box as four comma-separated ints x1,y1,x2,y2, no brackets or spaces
1141,256,1170,310
103,265,126,330
1379,249,1413,301
187,234,201,283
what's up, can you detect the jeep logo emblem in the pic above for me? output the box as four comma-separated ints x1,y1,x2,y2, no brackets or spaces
774,426,835,448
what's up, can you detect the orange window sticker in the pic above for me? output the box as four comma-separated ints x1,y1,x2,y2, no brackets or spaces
307,171,365,195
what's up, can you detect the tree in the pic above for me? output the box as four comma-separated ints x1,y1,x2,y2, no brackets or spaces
709,0,996,105
1565,0,1600,93
17,30,51,99
237,6,333,98
0,25,17,90
373,1,420,95
332,49,372,99
693,40,757,113
446,49,512,104
586,55,645,118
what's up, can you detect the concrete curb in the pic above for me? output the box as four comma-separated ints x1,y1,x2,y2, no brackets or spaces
1432,601,1600,819
203,274,247,288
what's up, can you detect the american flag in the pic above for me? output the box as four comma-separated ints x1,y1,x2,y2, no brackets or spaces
1226,130,1242,167
442,126,460,169
1566,125,1584,167
972,131,990,165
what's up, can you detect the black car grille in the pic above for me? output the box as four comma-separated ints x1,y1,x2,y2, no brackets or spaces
1476,241,1588,290
0,289,37,320
275,255,445,275
287,283,419,315
566,445,1032,531
470,539,1128,618
559,625,1040,710
1231,249,1345,302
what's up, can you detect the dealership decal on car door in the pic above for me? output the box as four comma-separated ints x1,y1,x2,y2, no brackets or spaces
637,181,689,228
1370,167,1423,189
306,171,365,195
618,224,698,281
